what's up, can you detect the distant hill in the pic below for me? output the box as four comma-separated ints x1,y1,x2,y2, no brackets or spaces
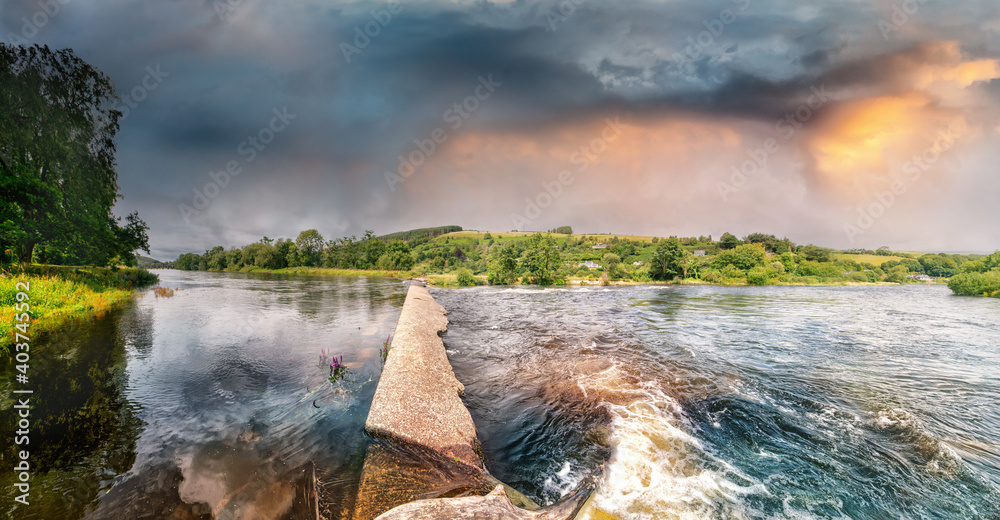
137,255,171,269
377,225,462,243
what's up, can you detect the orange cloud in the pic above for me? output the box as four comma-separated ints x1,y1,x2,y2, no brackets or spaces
805,92,972,196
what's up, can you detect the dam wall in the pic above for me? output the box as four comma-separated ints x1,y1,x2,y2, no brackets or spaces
364,281,483,469
356,281,595,520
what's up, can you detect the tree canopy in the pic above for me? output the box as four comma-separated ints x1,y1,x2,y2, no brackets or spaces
1,44,148,266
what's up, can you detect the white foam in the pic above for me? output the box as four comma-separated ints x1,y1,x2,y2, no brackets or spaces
574,365,765,520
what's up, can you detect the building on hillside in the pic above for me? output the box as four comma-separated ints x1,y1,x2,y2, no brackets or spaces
908,274,933,282
592,244,607,249
693,250,706,256
577,261,601,269
632,261,644,266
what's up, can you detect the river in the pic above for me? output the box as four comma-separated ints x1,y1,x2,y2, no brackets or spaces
3,273,999,519
434,284,1000,520
1,270,407,519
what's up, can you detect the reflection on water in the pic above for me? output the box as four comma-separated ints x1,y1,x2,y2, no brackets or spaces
1,270,407,520
434,285,1000,520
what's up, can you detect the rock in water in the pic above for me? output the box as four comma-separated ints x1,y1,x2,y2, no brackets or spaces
372,468,600,520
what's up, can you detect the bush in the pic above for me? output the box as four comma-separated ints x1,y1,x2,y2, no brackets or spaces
700,270,722,283
712,244,766,272
375,251,414,271
456,268,476,286
720,264,745,280
630,266,651,282
884,265,910,284
746,266,772,286
947,271,1000,297
846,272,869,283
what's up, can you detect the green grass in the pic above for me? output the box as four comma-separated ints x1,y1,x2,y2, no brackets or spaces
1,265,158,355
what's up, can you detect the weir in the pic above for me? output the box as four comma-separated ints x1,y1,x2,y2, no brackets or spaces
353,281,598,520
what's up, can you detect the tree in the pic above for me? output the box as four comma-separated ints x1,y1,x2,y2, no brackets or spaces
521,233,560,284
712,243,767,272
719,232,741,250
800,244,832,263
295,229,325,267
919,254,958,277
601,252,623,279
744,232,794,253
1,44,149,265
376,240,414,270
487,243,519,285
649,236,685,280
552,226,573,234
361,230,385,268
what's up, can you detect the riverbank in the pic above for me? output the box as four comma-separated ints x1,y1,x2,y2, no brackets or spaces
0,265,158,355
424,272,944,288
186,265,416,279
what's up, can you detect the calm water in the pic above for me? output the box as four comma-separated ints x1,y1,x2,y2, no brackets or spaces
434,284,1000,520
1,270,407,519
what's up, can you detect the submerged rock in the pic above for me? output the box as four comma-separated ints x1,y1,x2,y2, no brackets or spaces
372,467,600,520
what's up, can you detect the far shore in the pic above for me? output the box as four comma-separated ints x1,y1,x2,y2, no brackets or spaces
169,266,949,289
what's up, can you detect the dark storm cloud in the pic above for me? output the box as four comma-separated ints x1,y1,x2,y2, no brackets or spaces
3,0,998,257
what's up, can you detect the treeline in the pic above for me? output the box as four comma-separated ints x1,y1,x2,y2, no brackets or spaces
172,230,415,272
376,225,462,243
165,226,1000,297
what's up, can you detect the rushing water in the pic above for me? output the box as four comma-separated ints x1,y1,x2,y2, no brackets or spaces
1,270,407,520
433,284,1000,520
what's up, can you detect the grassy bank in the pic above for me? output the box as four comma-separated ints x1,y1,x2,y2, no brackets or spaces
1,265,158,355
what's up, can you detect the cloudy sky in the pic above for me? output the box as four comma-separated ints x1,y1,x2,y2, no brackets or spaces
4,0,1000,258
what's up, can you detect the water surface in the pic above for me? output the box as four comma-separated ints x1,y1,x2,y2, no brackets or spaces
1,270,407,519
434,284,1000,520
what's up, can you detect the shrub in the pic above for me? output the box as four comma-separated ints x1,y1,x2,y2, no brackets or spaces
631,266,651,282
455,268,476,286
720,264,745,280
884,265,910,284
153,286,175,297
711,243,766,272
746,266,772,286
947,271,1000,297
846,272,869,283
376,251,415,271
700,270,722,283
